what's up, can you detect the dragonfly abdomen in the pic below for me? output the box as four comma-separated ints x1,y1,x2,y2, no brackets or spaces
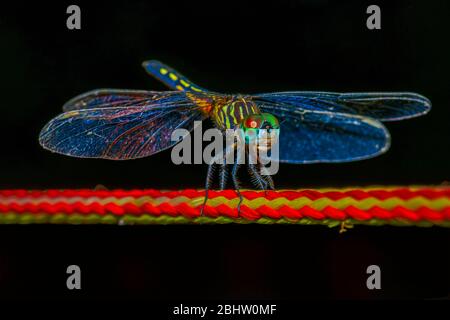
212,97,260,130
142,60,206,93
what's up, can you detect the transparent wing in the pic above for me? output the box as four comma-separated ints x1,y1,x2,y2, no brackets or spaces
254,91,431,121
257,101,390,164
62,89,190,111
40,91,207,160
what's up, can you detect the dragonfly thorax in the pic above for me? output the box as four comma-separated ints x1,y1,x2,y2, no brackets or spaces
212,97,260,130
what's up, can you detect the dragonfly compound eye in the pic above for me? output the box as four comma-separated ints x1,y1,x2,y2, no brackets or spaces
261,113,280,130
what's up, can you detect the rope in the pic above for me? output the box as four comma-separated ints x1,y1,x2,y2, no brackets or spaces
0,187,449,228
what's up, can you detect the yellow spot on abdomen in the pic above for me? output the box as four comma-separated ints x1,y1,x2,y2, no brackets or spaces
176,85,184,91
191,86,202,92
160,68,168,75
169,73,178,81
180,79,190,87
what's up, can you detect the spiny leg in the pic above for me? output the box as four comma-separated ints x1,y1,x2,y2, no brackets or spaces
219,164,228,190
201,162,216,216
231,151,243,214
259,164,275,190
201,144,234,215
245,144,271,191
218,142,237,190
247,164,269,190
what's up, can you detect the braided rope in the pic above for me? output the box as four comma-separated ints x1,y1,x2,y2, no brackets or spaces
0,187,449,228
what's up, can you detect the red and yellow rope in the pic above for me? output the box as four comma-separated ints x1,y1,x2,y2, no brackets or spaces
0,187,449,228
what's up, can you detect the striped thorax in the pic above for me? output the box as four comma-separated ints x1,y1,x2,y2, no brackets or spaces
211,96,260,130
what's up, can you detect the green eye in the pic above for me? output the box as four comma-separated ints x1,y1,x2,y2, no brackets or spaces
261,113,279,129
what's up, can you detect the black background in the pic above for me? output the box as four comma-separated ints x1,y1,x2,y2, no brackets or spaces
0,0,449,302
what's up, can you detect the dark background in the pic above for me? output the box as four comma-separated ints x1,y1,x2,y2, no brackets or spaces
0,0,448,301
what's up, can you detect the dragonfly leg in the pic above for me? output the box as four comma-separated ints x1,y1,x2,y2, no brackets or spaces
261,173,274,197
247,164,268,190
201,162,216,217
231,153,243,215
217,146,229,190
259,164,275,190
218,142,239,190
219,164,228,190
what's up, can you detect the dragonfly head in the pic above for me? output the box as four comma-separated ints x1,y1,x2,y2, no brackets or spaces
240,113,280,150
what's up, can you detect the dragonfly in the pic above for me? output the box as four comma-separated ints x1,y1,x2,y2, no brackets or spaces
39,60,431,211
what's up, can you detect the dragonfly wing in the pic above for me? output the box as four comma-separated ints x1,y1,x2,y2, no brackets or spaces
40,91,206,160
62,89,192,111
254,91,431,121
258,102,390,163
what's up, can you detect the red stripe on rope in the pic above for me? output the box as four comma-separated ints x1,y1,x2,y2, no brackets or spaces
1,188,449,200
